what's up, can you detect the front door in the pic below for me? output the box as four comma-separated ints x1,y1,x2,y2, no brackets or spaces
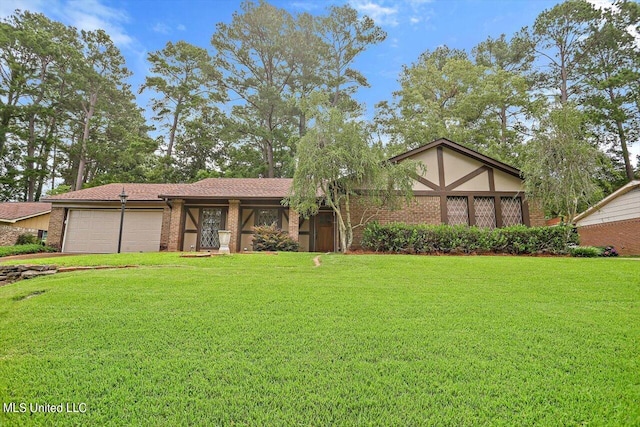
315,212,334,252
200,208,225,249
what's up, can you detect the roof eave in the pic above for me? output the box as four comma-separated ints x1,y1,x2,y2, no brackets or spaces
574,180,640,223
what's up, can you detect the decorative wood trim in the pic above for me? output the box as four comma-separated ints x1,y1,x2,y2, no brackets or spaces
283,209,289,222
494,196,503,228
445,165,489,191
468,197,476,226
241,210,254,230
488,168,495,192
299,231,310,235
184,230,197,234
178,203,186,252
187,208,198,229
413,190,524,197
522,199,531,226
413,174,440,190
437,147,445,188
440,194,447,224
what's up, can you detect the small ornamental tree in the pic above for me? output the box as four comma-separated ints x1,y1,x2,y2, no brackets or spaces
522,103,602,225
286,101,420,253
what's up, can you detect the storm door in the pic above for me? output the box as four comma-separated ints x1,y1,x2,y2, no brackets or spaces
199,208,225,249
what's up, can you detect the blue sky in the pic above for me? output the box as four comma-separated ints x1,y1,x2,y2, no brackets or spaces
2,0,565,116
3,0,637,163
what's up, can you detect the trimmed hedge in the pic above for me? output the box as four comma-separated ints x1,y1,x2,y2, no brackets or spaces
252,225,300,252
569,246,602,258
0,244,57,258
362,222,579,255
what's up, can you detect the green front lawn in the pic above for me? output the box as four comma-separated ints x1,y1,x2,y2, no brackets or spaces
1,253,638,425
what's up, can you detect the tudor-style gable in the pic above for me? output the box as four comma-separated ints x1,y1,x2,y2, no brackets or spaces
386,138,536,229
390,138,524,194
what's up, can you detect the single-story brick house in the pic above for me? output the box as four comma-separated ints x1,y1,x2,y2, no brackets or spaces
0,202,51,246
44,138,545,253
574,180,640,255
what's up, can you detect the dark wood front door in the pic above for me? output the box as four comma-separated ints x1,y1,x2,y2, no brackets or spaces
315,212,334,252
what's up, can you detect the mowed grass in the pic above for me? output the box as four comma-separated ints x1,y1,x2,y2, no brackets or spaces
0,253,638,426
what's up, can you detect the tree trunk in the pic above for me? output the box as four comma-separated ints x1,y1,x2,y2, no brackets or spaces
167,100,181,159
608,89,634,181
75,92,97,191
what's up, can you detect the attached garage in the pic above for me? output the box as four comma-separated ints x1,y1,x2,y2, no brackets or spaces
63,209,163,253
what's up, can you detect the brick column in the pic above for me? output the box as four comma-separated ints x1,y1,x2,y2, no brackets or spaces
228,200,240,253
47,207,66,251
288,207,299,242
167,199,184,252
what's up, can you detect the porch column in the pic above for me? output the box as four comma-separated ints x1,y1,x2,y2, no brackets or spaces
228,199,240,253
47,207,66,251
288,207,299,242
167,199,184,252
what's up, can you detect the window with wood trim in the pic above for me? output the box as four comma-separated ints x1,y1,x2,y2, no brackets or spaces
474,197,496,229
447,196,469,225
501,197,523,226
255,208,279,227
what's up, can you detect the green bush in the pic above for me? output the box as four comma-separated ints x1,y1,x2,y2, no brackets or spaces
569,246,603,258
362,222,578,255
15,233,39,245
252,224,300,252
0,244,57,258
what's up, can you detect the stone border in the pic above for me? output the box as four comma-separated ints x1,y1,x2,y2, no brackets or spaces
0,264,139,286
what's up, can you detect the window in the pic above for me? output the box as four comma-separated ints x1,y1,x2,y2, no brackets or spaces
255,209,279,227
447,196,469,225
501,197,523,226
474,197,496,229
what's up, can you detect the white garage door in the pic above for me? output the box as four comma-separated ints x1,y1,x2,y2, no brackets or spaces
63,209,163,253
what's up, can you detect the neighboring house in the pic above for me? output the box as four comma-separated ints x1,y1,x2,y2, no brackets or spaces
45,138,545,254
0,202,52,246
574,180,640,256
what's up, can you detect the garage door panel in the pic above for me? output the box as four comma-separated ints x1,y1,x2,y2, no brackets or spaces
64,210,163,253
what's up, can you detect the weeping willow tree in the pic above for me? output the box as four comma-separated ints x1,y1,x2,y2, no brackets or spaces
286,100,420,252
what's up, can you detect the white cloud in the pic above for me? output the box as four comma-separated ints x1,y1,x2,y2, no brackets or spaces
350,1,399,27
176,24,186,31
153,22,170,34
0,0,135,48
410,16,421,24
0,0,47,18
65,0,132,46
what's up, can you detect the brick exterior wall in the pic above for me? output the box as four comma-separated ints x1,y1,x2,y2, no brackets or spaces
348,196,441,249
159,205,171,251
0,225,38,246
288,207,299,241
46,207,66,250
578,218,640,256
526,200,546,227
228,200,240,253
167,199,184,252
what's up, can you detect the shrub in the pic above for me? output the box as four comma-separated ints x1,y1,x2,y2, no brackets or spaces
252,224,300,252
362,222,578,255
15,233,39,245
600,246,619,257
569,246,603,258
0,244,57,258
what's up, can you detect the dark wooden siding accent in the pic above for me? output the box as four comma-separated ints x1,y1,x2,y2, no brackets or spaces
445,165,490,191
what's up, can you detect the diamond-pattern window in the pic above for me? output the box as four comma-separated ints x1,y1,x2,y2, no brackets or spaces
501,197,523,226
200,208,223,248
447,196,469,225
255,209,279,227
474,197,496,229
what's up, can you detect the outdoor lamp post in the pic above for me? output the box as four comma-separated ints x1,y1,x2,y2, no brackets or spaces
117,187,128,253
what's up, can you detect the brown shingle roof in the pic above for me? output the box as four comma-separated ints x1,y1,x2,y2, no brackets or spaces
0,202,51,222
159,178,293,199
43,183,190,202
43,179,294,202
